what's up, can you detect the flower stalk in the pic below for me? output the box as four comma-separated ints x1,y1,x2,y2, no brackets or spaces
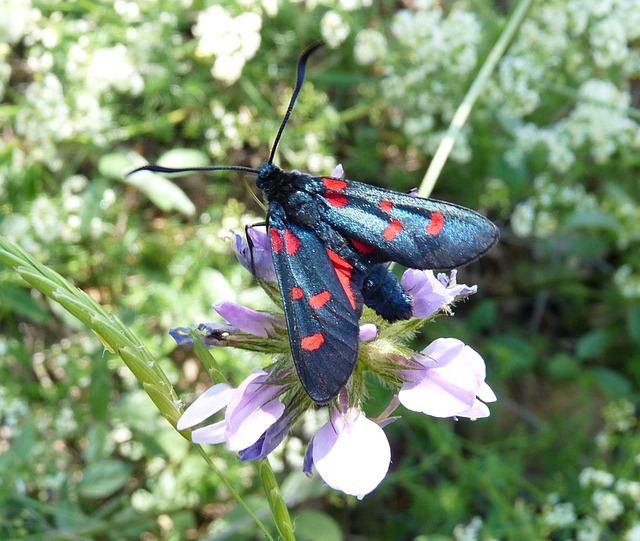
0,234,275,540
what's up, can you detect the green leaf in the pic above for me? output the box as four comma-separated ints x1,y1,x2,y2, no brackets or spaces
545,352,581,380
99,150,196,216
0,286,49,323
157,148,209,169
564,210,620,231
98,150,146,179
78,460,132,499
589,367,632,397
487,334,536,377
122,168,196,216
627,303,640,346
576,330,610,360
293,509,343,541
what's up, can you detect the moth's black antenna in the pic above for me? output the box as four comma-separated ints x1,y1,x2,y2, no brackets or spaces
267,41,324,165
127,164,259,177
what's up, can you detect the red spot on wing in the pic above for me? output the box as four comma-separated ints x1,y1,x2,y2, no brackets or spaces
291,286,304,300
350,238,375,255
301,333,324,351
383,219,403,241
426,211,445,236
284,229,300,255
327,249,357,311
322,178,347,191
270,228,282,253
325,192,348,207
309,290,331,309
380,200,393,213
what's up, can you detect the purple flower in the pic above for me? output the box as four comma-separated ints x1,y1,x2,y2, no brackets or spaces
169,301,284,347
177,369,286,451
230,227,277,282
398,338,496,419
305,405,391,499
401,269,477,319
213,301,284,338
176,383,235,442
237,404,300,461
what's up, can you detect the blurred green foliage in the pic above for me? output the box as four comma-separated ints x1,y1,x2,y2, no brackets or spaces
1,0,639,539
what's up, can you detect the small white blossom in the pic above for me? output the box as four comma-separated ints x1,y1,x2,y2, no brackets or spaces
354,29,387,65
543,496,576,528
579,467,615,488
193,6,262,84
592,489,624,522
453,516,483,541
0,0,38,44
617,479,640,502
577,517,602,541
321,11,350,48
86,45,144,95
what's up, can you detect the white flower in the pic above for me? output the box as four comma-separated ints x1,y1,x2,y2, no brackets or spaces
590,17,628,68
321,11,350,48
579,467,615,488
0,0,36,44
193,6,262,84
398,338,496,419
307,406,390,500
354,29,387,65
86,45,144,95
592,489,624,522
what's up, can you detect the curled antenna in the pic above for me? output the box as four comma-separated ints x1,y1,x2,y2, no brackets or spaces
267,41,324,165
127,164,259,177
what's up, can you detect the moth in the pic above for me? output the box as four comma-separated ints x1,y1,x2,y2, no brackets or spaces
131,42,499,404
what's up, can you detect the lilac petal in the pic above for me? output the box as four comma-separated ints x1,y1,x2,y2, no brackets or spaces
169,326,197,346
359,323,378,342
177,383,235,430
437,270,453,287
237,405,297,461
458,400,491,419
399,338,487,418
438,269,477,298
330,164,344,178
401,269,452,318
225,370,285,451
213,301,284,338
401,269,477,319
303,440,314,476
230,228,277,282
312,408,391,499
192,420,227,444
477,382,497,403
170,323,239,347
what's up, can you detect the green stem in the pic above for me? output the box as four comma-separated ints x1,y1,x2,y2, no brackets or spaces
0,235,274,540
259,459,296,541
417,0,534,198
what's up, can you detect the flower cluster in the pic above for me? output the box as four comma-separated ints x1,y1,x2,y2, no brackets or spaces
378,0,482,162
173,168,496,499
192,5,262,85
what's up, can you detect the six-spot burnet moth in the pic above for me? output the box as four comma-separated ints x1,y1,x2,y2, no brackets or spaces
130,42,499,404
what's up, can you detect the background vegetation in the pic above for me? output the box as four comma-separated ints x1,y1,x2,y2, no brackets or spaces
1,0,639,539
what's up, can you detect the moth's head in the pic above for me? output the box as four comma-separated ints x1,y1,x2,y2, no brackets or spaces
256,162,281,190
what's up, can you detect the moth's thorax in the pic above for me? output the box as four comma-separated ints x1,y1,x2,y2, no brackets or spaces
256,163,314,200
257,163,324,227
